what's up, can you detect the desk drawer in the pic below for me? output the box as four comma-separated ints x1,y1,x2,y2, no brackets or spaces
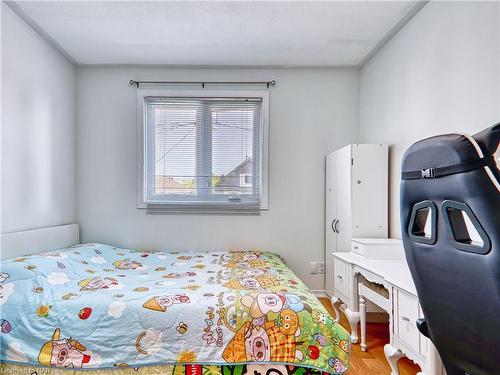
334,258,349,298
351,241,366,256
351,239,404,258
395,289,420,354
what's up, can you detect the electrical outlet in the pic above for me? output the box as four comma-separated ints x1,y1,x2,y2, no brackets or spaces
309,261,325,274
317,261,326,274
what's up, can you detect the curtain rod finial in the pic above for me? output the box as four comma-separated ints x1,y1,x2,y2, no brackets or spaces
129,80,139,88
267,80,276,88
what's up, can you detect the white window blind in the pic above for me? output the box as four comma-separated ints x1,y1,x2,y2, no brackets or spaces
143,97,264,208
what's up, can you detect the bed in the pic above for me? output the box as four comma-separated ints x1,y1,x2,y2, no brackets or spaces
0,225,350,374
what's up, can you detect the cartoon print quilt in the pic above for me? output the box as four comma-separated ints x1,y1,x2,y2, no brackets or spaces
0,244,350,374
0,363,339,375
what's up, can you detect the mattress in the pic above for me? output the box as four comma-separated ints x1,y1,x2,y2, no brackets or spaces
0,244,350,374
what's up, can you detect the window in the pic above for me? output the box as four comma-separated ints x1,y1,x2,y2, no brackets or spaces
137,90,269,211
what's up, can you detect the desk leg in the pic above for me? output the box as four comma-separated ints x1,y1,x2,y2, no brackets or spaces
330,296,360,344
343,307,360,344
330,296,342,322
384,343,404,375
359,293,367,351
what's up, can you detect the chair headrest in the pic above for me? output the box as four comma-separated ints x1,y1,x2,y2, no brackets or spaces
401,124,499,188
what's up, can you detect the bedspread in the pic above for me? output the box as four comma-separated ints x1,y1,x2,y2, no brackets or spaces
0,244,349,373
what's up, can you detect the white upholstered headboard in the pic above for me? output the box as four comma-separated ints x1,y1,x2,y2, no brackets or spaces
1,224,80,260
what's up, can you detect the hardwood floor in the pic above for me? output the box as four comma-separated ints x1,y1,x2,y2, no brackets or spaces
320,298,421,375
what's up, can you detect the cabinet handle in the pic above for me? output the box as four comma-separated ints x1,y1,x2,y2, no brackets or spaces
337,275,343,280
331,219,337,233
335,220,340,233
401,316,410,322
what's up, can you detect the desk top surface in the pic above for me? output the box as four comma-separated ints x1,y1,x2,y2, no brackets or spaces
332,251,417,295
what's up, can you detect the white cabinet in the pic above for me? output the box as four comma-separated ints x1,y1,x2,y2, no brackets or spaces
325,253,336,298
325,144,388,297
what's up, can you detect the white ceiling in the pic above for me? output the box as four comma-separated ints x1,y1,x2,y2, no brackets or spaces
10,1,422,67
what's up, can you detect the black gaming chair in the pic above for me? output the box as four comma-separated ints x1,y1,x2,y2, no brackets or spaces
400,123,500,375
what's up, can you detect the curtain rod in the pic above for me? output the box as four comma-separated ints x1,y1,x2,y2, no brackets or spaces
129,80,276,88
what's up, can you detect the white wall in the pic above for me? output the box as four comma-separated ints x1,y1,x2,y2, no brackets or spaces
359,1,500,238
1,3,76,234
76,67,359,289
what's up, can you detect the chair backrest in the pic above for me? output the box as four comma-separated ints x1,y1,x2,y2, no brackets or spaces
400,124,499,375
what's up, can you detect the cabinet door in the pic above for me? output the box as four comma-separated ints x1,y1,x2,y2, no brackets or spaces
334,258,349,298
395,289,420,354
325,153,338,254
335,146,352,251
325,153,337,297
351,144,388,238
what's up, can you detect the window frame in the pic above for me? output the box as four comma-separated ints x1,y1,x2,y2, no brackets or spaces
136,89,269,212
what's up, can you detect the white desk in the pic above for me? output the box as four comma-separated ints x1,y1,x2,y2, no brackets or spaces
331,252,445,375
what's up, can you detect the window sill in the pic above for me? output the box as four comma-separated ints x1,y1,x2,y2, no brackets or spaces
139,202,267,215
